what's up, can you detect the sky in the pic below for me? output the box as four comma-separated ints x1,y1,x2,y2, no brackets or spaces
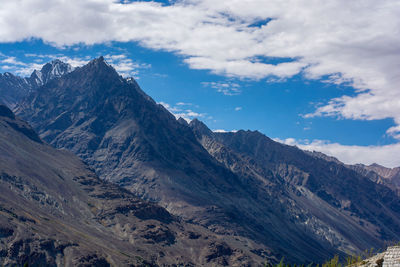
0,0,400,167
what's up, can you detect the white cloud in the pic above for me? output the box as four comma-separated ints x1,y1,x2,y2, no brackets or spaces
176,102,192,106
104,54,150,77
0,54,88,77
275,138,400,168
159,101,205,122
1,0,399,140
1,52,150,78
58,56,89,68
1,56,26,66
202,81,241,96
0,54,43,76
213,129,238,133
235,107,242,111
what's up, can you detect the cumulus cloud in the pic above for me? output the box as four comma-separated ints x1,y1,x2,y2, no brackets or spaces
104,54,150,77
202,81,241,96
275,138,400,168
1,0,400,142
213,129,238,133
159,101,206,122
0,52,149,78
0,54,43,76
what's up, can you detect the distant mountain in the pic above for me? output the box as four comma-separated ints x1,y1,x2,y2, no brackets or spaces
307,151,400,193
189,119,400,255
14,57,400,264
0,104,264,266
0,72,31,108
350,164,400,189
29,59,73,88
0,60,72,108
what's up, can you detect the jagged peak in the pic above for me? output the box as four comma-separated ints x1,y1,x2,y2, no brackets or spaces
189,118,213,137
370,163,385,168
88,56,111,67
177,117,189,126
80,56,119,76
28,58,73,87
40,59,71,71
3,72,14,77
49,58,63,64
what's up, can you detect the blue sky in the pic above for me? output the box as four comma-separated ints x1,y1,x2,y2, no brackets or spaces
1,0,400,167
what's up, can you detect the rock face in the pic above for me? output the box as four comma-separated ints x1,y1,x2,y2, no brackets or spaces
0,60,72,108
189,119,400,259
0,105,265,266
307,151,400,193
351,164,400,192
29,59,73,88
0,72,31,108
14,57,400,263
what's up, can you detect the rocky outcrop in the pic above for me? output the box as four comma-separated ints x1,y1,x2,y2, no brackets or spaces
0,60,72,108
189,120,400,259
306,151,400,193
14,57,400,264
0,105,265,266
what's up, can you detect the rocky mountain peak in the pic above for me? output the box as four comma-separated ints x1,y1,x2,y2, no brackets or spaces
30,59,72,87
15,57,400,264
86,56,113,70
75,56,121,83
189,118,213,137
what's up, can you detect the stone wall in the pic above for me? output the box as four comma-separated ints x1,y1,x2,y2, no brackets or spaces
383,246,400,267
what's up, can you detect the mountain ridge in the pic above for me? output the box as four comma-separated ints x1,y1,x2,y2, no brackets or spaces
12,56,400,264
0,59,72,108
0,104,266,266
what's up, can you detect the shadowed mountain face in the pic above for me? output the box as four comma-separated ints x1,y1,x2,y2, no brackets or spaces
189,119,400,253
0,105,265,266
0,72,31,108
350,164,400,191
14,57,400,263
0,60,72,108
307,151,400,193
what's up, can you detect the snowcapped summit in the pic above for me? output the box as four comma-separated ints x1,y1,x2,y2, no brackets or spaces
29,59,73,87
0,59,73,107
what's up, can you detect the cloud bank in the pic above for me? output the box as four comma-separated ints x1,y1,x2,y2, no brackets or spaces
1,0,399,165
1,0,399,135
0,53,147,77
276,138,400,168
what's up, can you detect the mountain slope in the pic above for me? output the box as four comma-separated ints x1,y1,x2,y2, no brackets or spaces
0,72,31,108
0,60,72,108
350,163,400,191
0,105,265,266
15,57,334,263
189,119,400,257
15,57,400,263
307,151,400,193
29,59,72,88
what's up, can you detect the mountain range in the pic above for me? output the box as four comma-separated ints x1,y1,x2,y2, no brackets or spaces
0,59,72,108
0,104,265,266
1,57,400,265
